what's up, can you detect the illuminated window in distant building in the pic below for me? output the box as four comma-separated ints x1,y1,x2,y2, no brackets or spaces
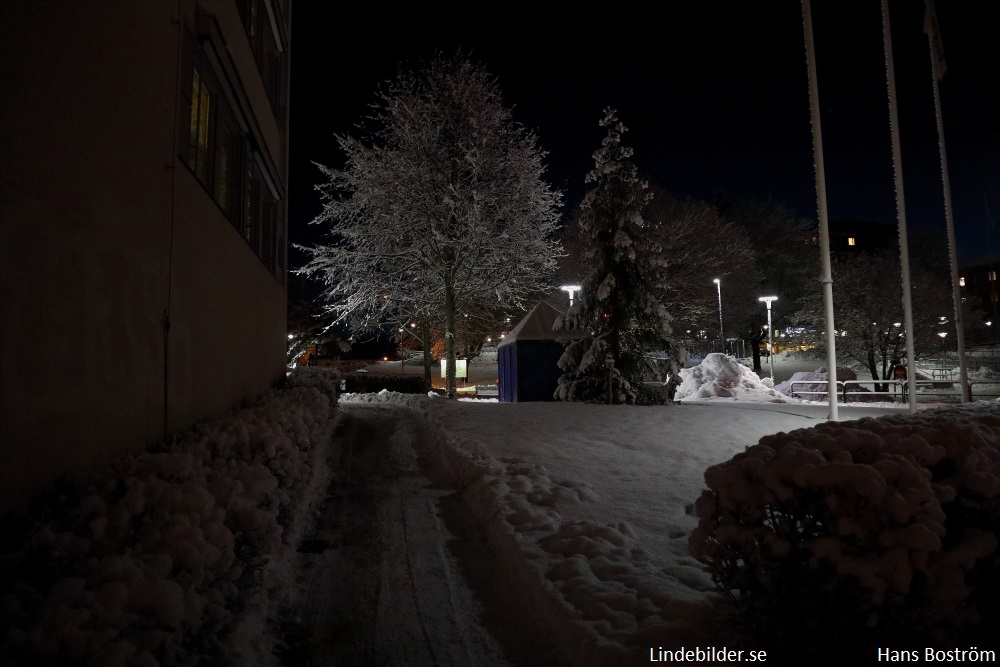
959,276,966,287
991,271,997,281
848,237,856,246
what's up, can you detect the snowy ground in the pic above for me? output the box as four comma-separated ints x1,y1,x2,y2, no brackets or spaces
6,358,996,665
281,403,512,666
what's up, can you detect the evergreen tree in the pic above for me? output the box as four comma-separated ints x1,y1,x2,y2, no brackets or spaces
554,109,678,404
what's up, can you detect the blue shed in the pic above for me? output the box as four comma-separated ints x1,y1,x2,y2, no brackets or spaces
498,301,565,402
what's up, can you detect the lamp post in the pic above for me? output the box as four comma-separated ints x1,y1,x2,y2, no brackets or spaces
759,296,778,380
560,284,582,307
713,278,724,354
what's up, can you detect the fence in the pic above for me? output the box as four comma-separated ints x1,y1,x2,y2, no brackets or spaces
788,379,1000,403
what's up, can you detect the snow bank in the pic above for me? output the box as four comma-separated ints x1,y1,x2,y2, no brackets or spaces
675,353,789,402
0,368,341,666
339,388,435,407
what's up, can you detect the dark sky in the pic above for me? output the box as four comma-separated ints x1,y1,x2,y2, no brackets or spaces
288,2,999,266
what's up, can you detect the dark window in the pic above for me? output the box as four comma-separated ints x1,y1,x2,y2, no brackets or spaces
236,0,288,125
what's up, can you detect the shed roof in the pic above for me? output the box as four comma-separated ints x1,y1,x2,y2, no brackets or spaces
498,301,563,348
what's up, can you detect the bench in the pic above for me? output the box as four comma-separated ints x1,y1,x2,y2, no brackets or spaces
475,384,499,398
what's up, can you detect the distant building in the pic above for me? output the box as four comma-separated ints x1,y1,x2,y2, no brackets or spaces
824,220,898,254
960,256,1000,324
0,1,291,510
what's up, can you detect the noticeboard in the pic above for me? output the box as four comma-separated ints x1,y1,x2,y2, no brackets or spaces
439,359,468,379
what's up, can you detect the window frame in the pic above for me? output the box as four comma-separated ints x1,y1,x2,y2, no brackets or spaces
177,15,285,282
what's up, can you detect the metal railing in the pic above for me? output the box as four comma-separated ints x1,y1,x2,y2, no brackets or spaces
787,379,1000,403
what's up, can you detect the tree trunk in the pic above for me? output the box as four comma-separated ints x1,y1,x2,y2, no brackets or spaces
445,280,457,399
421,318,433,392
867,350,885,394
751,338,763,373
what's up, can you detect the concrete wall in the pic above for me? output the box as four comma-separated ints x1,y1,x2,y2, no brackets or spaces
0,2,288,511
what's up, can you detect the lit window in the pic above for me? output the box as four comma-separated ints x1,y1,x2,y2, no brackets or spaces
847,237,856,246
179,30,285,280
188,68,211,182
959,276,966,287
991,271,997,281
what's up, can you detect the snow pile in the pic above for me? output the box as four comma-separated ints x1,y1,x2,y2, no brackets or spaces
340,388,433,407
690,402,1000,653
0,369,340,666
675,353,789,402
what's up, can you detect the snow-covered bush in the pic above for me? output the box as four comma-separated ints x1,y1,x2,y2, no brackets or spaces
285,365,341,404
689,403,1000,656
0,368,340,666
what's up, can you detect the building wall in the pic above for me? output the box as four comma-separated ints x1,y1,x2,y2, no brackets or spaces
0,1,289,511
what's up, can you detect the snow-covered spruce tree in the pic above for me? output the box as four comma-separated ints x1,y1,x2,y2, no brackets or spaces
554,109,677,404
297,54,562,398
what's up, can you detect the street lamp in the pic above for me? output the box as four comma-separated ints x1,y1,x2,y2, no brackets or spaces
560,284,582,307
713,278,724,354
759,296,778,380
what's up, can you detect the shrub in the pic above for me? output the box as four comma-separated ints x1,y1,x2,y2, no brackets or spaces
0,368,339,666
689,403,1000,657
286,365,341,404
343,372,426,394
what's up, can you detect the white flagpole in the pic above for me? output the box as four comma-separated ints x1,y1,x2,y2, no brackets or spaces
882,0,918,414
925,0,970,402
802,0,839,421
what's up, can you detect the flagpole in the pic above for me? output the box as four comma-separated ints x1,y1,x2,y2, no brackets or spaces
882,0,918,414
925,0,970,402
802,0,838,421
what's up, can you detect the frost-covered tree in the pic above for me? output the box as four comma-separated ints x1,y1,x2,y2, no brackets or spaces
800,250,954,389
554,109,678,404
286,274,351,367
297,55,562,397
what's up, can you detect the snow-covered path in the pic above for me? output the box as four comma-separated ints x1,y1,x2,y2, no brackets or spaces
282,403,513,666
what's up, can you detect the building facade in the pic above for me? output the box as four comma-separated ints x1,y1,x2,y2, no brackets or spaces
0,1,290,510
960,257,1000,327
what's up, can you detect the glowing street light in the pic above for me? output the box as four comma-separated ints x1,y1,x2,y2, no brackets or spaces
560,284,582,307
713,279,724,353
759,296,778,380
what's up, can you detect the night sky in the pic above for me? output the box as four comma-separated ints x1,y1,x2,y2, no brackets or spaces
287,2,999,266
